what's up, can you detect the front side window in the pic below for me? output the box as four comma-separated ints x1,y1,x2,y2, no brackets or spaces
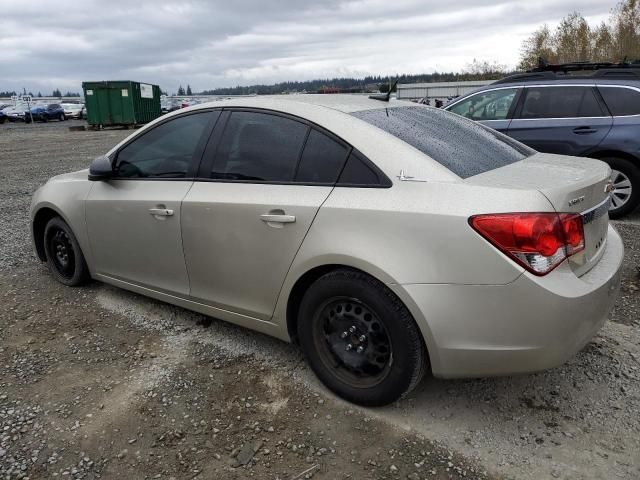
449,88,518,121
211,111,308,182
116,111,215,178
598,86,640,116
519,86,604,119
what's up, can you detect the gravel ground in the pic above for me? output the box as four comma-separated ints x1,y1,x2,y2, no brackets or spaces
1,119,639,479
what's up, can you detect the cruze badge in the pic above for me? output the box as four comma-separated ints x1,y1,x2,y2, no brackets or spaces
604,181,615,194
568,196,585,207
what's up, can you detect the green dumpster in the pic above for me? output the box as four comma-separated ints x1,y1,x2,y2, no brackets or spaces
82,80,161,127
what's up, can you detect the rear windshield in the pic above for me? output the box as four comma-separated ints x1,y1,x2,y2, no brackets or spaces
351,105,533,178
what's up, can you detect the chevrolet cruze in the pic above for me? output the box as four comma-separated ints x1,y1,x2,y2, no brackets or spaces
30,95,623,406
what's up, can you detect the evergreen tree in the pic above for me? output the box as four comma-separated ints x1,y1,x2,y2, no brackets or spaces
177,85,186,95
186,84,193,95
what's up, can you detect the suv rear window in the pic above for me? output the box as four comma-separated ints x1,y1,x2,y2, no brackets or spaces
598,86,640,116
351,106,533,178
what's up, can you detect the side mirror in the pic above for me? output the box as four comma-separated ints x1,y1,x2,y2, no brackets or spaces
88,155,114,181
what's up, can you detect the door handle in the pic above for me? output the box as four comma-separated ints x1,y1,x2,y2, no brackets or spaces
260,214,296,223
573,126,597,134
149,208,174,217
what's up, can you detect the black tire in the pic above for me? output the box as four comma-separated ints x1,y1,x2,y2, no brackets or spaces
59,113,65,121
601,157,640,219
43,217,90,286
297,269,428,406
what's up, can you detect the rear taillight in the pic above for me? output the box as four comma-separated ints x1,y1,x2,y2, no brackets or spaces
469,212,585,275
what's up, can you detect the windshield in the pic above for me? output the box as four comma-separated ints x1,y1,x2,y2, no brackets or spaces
351,105,534,178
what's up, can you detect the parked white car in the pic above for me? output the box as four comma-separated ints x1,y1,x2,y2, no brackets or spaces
61,103,85,119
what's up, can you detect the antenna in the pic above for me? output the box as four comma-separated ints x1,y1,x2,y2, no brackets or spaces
369,79,398,102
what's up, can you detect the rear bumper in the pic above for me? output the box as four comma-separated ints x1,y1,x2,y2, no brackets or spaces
397,224,623,378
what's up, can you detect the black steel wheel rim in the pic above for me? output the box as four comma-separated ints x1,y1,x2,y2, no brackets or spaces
48,228,75,279
312,297,393,388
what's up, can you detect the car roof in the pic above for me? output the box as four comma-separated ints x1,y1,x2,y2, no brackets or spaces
190,93,409,114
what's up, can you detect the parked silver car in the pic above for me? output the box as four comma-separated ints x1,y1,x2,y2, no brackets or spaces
30,95,623,406
61,103,85,119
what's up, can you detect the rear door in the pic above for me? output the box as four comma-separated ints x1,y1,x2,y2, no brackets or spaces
181,109,350,320
86,111,218,294
507,85,612,156
445,87,521,133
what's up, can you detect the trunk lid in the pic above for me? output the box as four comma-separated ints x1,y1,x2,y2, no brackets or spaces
467,153,612,277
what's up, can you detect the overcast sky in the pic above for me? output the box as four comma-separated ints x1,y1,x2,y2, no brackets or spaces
0,0,615,94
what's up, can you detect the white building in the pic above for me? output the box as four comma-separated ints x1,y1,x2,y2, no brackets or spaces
396,80,494,102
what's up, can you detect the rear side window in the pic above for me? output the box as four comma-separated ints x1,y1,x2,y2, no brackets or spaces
295,129,349,183
351,106,533,179
337,152,381,185
519,86,604,119
211,111,308,182
599,86,640,116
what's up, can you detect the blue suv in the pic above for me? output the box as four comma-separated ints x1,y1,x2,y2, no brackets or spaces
444,62,640,218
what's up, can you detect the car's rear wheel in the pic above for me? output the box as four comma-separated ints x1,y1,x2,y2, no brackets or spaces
297,269,427,406
43,217,90,286
602,157,639,219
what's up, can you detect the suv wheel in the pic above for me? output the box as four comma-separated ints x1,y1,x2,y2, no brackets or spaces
603,157,639,219
297,269,428,406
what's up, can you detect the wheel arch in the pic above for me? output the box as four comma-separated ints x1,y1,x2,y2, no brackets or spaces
588,150,640,165
286,264,345,344
32,204,73,262
284,262,437,374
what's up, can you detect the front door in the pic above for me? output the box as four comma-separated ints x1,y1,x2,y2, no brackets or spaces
86,111,217,294
182,110,351,320
507,85,613,156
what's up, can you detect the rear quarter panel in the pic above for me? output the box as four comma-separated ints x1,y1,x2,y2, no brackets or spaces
598,116,640,159
273,180,554,345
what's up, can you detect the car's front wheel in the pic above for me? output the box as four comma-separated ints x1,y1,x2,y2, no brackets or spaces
59,113,66,121
43,217,90,286
297,269,428,406
603,157,639,219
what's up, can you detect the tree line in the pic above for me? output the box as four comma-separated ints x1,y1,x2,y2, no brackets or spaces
0,89,80,98
197,69,508,96
519,0,640,70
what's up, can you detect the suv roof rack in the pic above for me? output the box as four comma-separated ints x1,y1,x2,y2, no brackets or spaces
493,58,640,84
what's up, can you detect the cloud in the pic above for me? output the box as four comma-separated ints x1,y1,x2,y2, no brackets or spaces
0,0,614,94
